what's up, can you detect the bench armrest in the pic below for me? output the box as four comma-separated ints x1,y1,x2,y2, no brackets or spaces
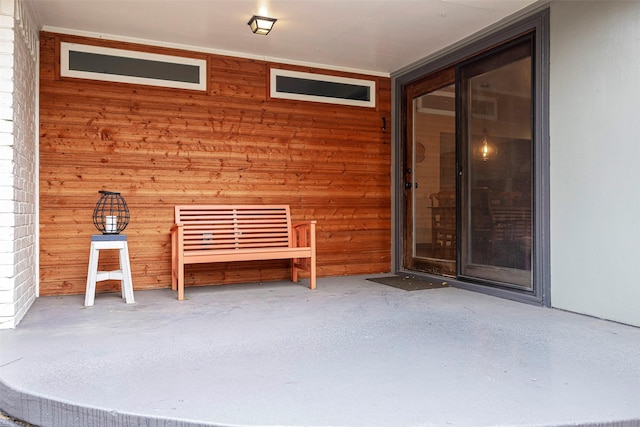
292,220,317,228
292,220,316,248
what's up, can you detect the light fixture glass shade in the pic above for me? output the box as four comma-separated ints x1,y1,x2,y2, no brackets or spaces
474,129,498,162
248,15,277,35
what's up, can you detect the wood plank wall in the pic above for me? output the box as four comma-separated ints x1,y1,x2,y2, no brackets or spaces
39,32,392,296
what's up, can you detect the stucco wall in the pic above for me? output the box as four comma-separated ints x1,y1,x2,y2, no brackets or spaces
549,1,640,326
0,0,38,329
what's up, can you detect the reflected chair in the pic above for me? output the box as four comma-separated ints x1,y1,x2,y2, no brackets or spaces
487,190,532,269
470,187,495,264
429,190,456,260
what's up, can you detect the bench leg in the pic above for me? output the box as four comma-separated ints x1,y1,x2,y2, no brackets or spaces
292,257,316,290
309,253,316,290
171,230,177,291
177,264,185,301
292,259,299,283
309,266,316,290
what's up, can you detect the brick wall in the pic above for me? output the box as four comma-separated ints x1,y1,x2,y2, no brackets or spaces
0,0,38,329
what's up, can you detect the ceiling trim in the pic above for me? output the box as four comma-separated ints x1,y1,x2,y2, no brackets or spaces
41,26,391,78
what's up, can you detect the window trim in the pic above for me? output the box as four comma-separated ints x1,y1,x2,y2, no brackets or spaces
270,68,376,108
60,42,208,91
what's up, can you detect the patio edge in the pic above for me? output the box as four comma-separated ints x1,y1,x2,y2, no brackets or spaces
2,378,640,427
0,379,225,427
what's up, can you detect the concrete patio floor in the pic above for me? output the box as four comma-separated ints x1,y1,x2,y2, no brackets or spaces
1,275,639,427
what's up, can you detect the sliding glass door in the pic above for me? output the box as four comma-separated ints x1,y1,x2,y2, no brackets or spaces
400,28,543,296
459,36,534,289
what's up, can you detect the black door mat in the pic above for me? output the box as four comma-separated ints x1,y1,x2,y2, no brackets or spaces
367,275,449,291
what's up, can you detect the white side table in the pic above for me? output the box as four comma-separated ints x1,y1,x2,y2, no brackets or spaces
85,234,134,306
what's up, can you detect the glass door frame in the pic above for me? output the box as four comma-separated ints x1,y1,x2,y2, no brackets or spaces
392,9,550,306
402,68,456,276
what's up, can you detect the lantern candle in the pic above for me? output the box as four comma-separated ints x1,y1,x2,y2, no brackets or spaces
106,215,117,233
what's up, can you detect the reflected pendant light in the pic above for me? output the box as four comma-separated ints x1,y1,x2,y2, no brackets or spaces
475,128,498,161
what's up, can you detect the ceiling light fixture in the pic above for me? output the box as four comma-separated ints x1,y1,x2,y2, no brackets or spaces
248,15,277,35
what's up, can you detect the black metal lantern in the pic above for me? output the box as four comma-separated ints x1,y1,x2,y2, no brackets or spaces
93,191,130,234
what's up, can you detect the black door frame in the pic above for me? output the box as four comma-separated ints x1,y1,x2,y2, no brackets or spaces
391,8,550,306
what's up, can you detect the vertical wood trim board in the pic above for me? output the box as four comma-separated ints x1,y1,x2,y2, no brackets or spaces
39,32,392,295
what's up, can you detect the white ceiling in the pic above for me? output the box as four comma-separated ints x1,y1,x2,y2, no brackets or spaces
31,0,538,76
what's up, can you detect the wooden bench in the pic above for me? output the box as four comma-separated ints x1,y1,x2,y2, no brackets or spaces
170,205,316,300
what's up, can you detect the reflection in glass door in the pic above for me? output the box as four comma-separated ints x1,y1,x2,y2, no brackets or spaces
459,37,533,289
404,69,456,276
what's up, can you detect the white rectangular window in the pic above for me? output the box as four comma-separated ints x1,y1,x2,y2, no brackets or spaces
60,42,207,91
270,68,376,108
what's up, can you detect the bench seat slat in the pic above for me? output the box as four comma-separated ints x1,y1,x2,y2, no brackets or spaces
184,247,312,264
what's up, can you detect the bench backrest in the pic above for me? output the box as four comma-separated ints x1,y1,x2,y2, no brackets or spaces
175,205,293,252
